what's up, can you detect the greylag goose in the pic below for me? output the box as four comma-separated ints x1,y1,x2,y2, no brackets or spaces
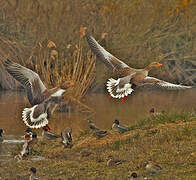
4,59,73,128
86,35,192,99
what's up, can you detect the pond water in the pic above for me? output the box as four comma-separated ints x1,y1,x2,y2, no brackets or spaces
0,89,195,137
0,89,195,160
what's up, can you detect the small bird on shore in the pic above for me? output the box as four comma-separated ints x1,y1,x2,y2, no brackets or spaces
42,125,61,139
27,133,38,150
93,130,107,139
61,127,73,148
88,120,100,131
145,161,162,174
15,130,38,160
4,59,73,129
0,129,4,142
149,108,164,116
24,128,38,148
112,119,129,133
129,172,144,180
106,155,125,166
15,140,29,160
29,167,39,180
24,128,34,139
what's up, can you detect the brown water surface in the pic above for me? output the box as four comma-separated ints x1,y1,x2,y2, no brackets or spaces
0,89,196,138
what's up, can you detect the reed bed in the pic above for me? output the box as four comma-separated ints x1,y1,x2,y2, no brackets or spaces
0,0,196,90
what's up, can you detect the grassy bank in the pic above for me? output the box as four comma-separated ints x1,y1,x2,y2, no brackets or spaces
0,111,195,179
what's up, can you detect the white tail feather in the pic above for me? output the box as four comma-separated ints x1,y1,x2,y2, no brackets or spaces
106,78,133,99
22,105,48,129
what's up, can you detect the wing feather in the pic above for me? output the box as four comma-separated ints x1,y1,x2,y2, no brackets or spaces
86,34,130,74
4,59,47,105
143,76,192,90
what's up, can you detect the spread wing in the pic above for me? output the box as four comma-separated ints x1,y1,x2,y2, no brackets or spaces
142,76,192,90
4,59,47,105
86,34,131,74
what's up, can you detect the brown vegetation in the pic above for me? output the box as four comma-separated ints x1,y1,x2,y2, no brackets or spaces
0,0,196,93
0,112,195,179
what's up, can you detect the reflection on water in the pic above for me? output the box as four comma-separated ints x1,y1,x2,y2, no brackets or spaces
86,88,196,129
0,89,195,138
0,89,195,161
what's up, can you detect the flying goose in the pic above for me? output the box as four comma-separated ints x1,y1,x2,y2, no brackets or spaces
4,59,73,128
86,35,192,99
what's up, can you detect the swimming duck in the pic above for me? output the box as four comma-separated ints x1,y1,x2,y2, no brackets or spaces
86,35,192,100
88,120,100,131
145,161,162,174
112,119,129,133
29,167,39,180
42,125,61,139
0,129,4,142
61,127,73,148
4,59,73,128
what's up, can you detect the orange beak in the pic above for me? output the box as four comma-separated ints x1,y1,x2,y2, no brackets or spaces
157,63,162,67
70,81,74,87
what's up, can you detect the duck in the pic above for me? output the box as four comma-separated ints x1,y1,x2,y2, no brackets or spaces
27,132,38,151
3,59,73,128
88,120,100,131
15,140,29,160
93,130,107,139
145,161,162,174
61,127,73,148
112,119,129,133
86,35,192,100
16,130,38,160
29,167,39,180
24,128,34,139
106,155,125,166
149,108,164,116
0,129,4,142
24,128,38,145
129,172,144,180
42,124,61,139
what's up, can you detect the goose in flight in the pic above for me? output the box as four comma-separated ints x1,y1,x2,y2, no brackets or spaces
4,59,73,128
86,35,192,99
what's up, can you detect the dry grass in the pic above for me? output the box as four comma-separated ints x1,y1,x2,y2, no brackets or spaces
0,112,195,179
0,0,196,90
